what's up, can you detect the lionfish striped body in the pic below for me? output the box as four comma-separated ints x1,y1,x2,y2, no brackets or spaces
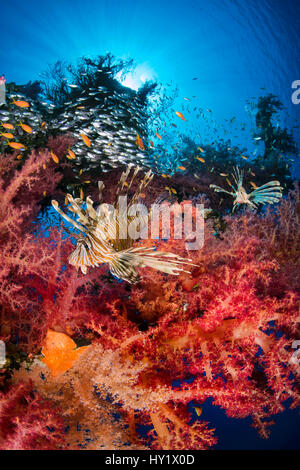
52,166,194,283
210,166,282,211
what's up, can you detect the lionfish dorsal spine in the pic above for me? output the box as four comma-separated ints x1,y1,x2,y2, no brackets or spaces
51,200,87,233
98,181,105,202
232,166,244,190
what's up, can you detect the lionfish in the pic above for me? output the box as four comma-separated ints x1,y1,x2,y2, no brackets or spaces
52,166,194,283
210,166,282,211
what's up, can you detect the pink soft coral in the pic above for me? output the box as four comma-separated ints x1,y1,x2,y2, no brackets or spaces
0,148,62,350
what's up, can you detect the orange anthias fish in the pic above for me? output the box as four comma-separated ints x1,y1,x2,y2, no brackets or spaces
41,329,89,377
177,166,186,170
80,133,91,147
196,157,205,163
136,133,145,151
175,111,186,121
12,99,30,108
165,186,177,194
66,148,76,159
155,132,162,140
150,140,154,147
1,132,14,139
19,121,33,133
50,150,59,163
1,122,14,129
7,142,26,150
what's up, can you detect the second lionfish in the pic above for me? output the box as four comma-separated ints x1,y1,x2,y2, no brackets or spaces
210,166,282,211
52,166,194,283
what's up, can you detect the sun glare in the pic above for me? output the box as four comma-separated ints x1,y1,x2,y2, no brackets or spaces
119,63,156,91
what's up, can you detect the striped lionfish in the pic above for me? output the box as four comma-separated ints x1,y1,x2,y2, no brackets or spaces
210,166,282,211
52,166,194,283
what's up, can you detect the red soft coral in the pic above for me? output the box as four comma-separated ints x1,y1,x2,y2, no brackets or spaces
0,381,66,450
1,150,299,449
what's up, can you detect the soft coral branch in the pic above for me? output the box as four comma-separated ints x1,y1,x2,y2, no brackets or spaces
0,381,66,450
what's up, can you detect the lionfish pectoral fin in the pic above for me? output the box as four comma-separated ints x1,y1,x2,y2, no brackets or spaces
115,247,195,278
249,181,283,205
250,181,282,192
109,255,140,284
210,185,234,196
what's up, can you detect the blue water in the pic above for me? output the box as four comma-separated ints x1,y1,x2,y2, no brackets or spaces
1,1,299,154
1,0,299,450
